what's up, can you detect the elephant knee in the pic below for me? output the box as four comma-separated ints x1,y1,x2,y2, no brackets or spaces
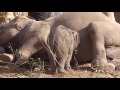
88,22,100,35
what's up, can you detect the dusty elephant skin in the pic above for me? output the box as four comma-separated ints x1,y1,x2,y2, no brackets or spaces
0,12,120,73
0,17,48,63
48,25,80,73
0,16,79,73
45,12,120,71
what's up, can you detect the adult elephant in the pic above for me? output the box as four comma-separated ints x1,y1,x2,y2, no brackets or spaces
28,12,115,21
0,12,119,73
46,12,120,69
28,12,63,21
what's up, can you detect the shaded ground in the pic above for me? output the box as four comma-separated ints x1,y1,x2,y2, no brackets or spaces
0,60,120,78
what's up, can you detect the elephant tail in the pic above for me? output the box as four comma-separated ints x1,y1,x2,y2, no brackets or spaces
40,39,63,69
72,31,80,50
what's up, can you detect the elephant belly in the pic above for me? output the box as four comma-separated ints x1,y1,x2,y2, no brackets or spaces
31,48,49,60
75,32,93,63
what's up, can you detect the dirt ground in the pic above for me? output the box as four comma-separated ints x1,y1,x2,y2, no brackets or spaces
0,60,120,78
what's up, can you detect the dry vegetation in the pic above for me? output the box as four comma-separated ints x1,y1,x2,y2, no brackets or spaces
0,60,120,78
0,12,120,78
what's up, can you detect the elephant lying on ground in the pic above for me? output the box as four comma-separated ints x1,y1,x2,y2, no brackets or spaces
0,16,79,73
44,12,120,70
0,12,120,72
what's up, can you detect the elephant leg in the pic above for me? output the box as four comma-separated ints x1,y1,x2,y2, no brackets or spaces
47,51,57,73
53,37,73,73
41,41,58,73
55,45,67,73
14,37,43,66
46,44,67,73
89,23,115,70
65,48,73,71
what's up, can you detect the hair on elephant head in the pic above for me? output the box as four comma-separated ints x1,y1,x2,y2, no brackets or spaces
0,16,35,45
11,16,34,31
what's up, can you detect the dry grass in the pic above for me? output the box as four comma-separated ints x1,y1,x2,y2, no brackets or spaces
0,43,119,78
0,62,120,78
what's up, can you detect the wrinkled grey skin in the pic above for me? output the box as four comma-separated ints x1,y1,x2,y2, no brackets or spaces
0,16,79,73
48,25,79,73
44,12,120,71
0,12,120,72
88,21,120,69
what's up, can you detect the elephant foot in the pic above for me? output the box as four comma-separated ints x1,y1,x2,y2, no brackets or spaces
50,68,67,75
65,66,71,71
58,68,67,74
91,61,115,72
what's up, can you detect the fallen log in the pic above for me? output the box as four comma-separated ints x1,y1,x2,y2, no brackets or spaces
0,53,13,65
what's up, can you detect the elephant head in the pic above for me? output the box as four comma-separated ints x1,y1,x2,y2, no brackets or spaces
0,16,35,45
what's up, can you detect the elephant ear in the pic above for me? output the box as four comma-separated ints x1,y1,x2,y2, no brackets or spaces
15,17,29,31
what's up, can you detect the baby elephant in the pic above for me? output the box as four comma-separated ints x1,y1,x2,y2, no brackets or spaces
48,25,80,73
0,16,79,73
